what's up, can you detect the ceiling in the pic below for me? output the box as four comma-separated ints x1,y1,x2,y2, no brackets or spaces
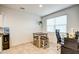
0,4,74,16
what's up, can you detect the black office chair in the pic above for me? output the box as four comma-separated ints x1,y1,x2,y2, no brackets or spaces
75,31,79,39
75,31,79,48
55,29,61,44
55,29,64,51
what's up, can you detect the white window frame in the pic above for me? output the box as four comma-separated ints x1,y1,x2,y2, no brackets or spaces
46,15,67,33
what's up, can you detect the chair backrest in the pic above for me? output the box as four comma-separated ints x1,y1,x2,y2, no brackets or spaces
75,31,79,39
55,29,61,43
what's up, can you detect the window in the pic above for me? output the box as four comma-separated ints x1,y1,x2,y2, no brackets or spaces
47,15,67,32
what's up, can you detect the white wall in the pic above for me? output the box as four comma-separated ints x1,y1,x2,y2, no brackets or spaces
0,6,41,47
42,5,79,43
0,15,3,27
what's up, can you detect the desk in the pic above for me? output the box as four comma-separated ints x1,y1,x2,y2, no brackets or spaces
64,38,78,50
33,33,49,48
61,37,79,54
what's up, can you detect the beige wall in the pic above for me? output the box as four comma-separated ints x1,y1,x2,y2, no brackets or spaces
42,5,79,43
0,6,41,47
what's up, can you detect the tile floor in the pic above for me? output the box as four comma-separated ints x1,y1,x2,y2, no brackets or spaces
1,42,61,54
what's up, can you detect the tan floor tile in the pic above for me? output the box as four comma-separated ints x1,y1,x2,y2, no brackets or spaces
1,42,61,54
